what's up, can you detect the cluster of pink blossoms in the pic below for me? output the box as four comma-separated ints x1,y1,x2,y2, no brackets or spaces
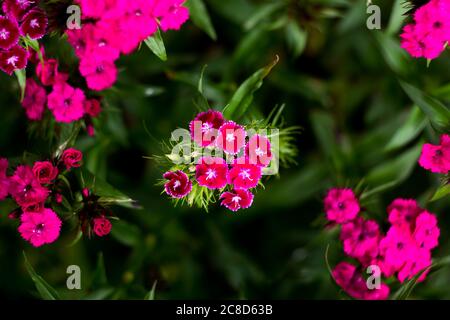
325,189,440,300
66,0,189,91
163,110,273,212
0,0,47,74
1,148,114,246
22,46,102,131
418,134,450,174
400,0,450,60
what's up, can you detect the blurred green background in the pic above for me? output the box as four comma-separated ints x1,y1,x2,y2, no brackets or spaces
0,0,449,299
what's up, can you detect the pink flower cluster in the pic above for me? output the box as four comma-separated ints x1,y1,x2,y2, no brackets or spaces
325,188,440,300
0,0,48,74
418,134,450,174
67,0,189,91
400,0,450,60
22,47,102,128
0,148,83,247
163,110,274,212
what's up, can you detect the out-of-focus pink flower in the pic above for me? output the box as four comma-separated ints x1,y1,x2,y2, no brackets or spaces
9,165,49,209
84,98,102,118
22,78,46,121
32,161,58,185
79,57,117,91
61,148,83,170
18,208,62,247
418,134,450,174
47,82,85,123
387,198,421,229
0,158,9,200
324,188,360,224
154,0,190,31
220,189,254,212
0,45,28,75
413,211,440,250
163,170,192,198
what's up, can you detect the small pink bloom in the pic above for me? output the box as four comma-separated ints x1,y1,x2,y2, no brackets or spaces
93,215,112,237
36,59,60,86
20,8,48,40
18,208,62,247
0,45,28,75
216,121,247,155
47,82,85,123
387,198,421,229
61,148,83,170
163,170,192,198
340,217,381,264
245,134,272,167
418,135,450,174
0,157,9,200
79,57,117,91
84,98,102,118
2,0,34,20
9,165,49,209
154,0,190,32
189,110,225,147
0,16,20,50
220,189,254,212
379,226,416,276
195,157,228,189
324,188,360,224
397,247,431,283
227,158,262,190
22,78,46,121
32,161,58,185
413,211,440,250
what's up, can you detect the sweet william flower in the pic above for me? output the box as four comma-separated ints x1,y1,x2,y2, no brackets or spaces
418,134,450,174
154,0,190,32
0,158,9,200
0,45,28,75
32,161,58,185
163,170,192,198
20,8,48,40
387,198,421,229
0,16,20,50
79,57,117,91
22,78,46,121
18,208,62,247
220,189,254,212
245,134,272,167
189,110,225,147
61,148,83,170
47,82,85,123
9,165,49,209
84,98,102,118
93,215,112,237
324,188,360,224
36,59,62,86
227,158,262,190
413,211,440,250
216,121,247,155
397,246,432,283
2,0,34,21
195,157,228,189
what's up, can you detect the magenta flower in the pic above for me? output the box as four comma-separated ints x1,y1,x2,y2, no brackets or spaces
387,198,421,229
332,262,390,300
36,59,60,86
189,110,225,147
32,161,58,185
18,208,62,247
379,226,416,276
0,16,20,50
413,211,440,250
2,0,34,20
216,121,247,155
418,134,450,174
0,45,28,75
324,188,360,224
66,25,93,59
195,157,228,189
9,165,49,209
20,8,48,40
61,148,83,170
220,189,254,212
245,134,273,167
84,99,102,118
154,0,190,32
79,57,117,91
47,82,85,123
76,0,109,19
84,22,120,61
340,217,381,264
122,0,158,43
0,158,9,201
93,215,112,237
227,158,262,190
22,78,46,121
397,247,432,283
163,170,192,198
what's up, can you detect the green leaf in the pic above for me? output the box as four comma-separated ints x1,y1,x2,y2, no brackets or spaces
23,252,60,300
374,32,411,76
144,28,167,61
54,122,82,159
91,253,108,289
430,183,450,202
144,281,158,300
244,2,285,30
399,80,450,132
223,56,279,120
186,0,217,40
111,220,143,247
14,69,26,102
285,20,308,58
385,106,427,151
386,0,408,36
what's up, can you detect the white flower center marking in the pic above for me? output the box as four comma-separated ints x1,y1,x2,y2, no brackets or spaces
232,196,241,203
30,19,40,28
7,56,18,67
0,28,9,40
173,180,181,189
206,169,216,180
226,133,235,142
255,147,266,157
239,169,252,180
202,122,212,133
